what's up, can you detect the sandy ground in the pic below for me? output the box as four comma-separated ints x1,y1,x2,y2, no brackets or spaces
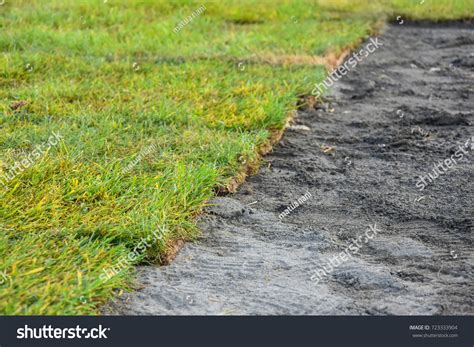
108,22,473,315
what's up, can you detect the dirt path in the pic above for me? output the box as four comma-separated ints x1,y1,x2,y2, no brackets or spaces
109,22,473,315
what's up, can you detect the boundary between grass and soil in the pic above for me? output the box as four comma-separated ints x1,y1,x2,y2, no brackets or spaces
159,20,387,264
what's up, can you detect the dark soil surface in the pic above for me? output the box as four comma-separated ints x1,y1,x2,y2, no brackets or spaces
108,22,473,315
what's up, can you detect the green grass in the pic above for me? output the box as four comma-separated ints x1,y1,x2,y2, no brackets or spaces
0,0,472,314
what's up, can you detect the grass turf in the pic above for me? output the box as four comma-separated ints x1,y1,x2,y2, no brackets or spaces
0,0,472,314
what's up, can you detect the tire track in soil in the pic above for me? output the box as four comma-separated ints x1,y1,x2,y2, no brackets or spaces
108,22,473,315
